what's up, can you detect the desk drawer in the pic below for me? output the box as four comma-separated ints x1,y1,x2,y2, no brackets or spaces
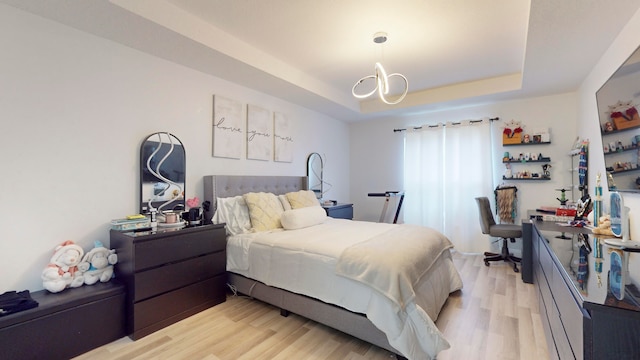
134,251,225,301
549,298,575,359
552,265,583,359
539,241,554,283
134,230,224,271
539,265,553,318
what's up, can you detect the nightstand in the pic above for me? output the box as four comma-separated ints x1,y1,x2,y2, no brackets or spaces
322,203,354,220
110,223,227,340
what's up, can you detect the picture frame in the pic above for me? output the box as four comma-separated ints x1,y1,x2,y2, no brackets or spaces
274,111,293,162
212,95,243,159
246,104,272,161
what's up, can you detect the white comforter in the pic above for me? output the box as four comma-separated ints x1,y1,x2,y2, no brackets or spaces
227,218,463,360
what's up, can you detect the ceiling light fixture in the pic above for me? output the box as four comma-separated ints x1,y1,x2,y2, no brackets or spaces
352,32,408,105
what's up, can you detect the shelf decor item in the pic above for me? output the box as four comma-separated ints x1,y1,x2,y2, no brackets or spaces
186,196,202,225
608,100,640,131
533,128,550,142
501,119,524,145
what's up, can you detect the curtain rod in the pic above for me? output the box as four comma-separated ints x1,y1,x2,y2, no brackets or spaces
393,117,499,132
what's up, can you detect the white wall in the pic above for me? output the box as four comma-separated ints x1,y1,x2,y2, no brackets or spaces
350,93,578,225
0,5,350,293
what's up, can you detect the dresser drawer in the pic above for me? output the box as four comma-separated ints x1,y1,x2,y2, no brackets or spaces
134,229,225,271
134,251,226,301
132,274,226,339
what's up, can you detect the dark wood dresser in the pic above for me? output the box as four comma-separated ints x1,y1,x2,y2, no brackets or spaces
523,220,640,359
110,224,227,340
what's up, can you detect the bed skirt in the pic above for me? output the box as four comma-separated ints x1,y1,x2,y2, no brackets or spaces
227,272,404,357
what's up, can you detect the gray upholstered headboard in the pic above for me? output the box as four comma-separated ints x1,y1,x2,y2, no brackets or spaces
203,175,308,221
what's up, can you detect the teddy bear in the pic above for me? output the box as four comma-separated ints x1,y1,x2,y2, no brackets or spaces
592,214,614,236
79,241,117,285
41,240,85,293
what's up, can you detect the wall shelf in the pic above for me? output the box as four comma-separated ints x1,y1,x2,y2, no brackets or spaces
601,124,640,135
503,141,551,147
602,124,638,190
503,153,551,180
604,145,638,156
503,157,551,163
608,167,640,175
569,143,588,201
502,176,551,181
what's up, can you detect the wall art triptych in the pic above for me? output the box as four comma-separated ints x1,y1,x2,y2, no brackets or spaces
212,95,294,162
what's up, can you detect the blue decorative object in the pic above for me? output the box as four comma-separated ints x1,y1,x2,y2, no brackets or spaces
610,250,624,300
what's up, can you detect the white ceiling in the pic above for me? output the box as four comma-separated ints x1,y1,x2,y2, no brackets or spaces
3,0,640,122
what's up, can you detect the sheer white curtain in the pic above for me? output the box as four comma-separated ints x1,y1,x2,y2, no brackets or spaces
403,119,494,253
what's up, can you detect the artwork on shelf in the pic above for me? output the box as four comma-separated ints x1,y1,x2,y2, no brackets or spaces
212,95,243,159
501,119,524,145
531,128,550,143
274,111,294,162
246,105,272,161
606,100,640,131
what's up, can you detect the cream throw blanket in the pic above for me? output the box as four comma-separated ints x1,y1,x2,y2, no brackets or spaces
336,224,454,309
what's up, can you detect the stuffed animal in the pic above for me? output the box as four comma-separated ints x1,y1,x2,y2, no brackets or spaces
41,240,85,293
592,214,614,236
79,241,117,285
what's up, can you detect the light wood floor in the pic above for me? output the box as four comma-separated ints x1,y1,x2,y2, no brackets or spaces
74,252,549,360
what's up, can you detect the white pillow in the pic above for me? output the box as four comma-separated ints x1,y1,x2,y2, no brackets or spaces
286,190,320,209
243,192,285,232
281,206,327,230
212,196,251,236
278,194,292,211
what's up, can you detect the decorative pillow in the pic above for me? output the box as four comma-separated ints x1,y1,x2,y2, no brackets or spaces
286,190,320,209
243,192,285,232
278,194,292,211
212,196,251,236
281,206,327,230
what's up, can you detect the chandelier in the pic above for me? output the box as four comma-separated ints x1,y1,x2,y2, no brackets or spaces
352,32,408,105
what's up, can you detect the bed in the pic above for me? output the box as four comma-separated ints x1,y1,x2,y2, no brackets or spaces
203,175,463,360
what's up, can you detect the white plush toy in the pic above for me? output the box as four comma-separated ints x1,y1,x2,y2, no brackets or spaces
79,241,117,285
41,240,85,293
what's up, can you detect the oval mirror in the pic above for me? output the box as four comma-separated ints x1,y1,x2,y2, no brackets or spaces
140,132,186,213
307,152,323,199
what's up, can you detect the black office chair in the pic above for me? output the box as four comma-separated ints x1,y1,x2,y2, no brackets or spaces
475,197,522,272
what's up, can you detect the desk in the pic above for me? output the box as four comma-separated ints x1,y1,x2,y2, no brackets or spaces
523,219,640,359
521,219,591,284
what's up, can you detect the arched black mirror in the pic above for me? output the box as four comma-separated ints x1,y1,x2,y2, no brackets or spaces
140,132,186,213
307,152,323,199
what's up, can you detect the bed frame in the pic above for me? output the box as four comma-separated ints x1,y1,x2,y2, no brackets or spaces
203,175,404,358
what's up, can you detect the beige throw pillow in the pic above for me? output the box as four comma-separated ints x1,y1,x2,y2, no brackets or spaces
286,190,320,209
243,192,285,232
